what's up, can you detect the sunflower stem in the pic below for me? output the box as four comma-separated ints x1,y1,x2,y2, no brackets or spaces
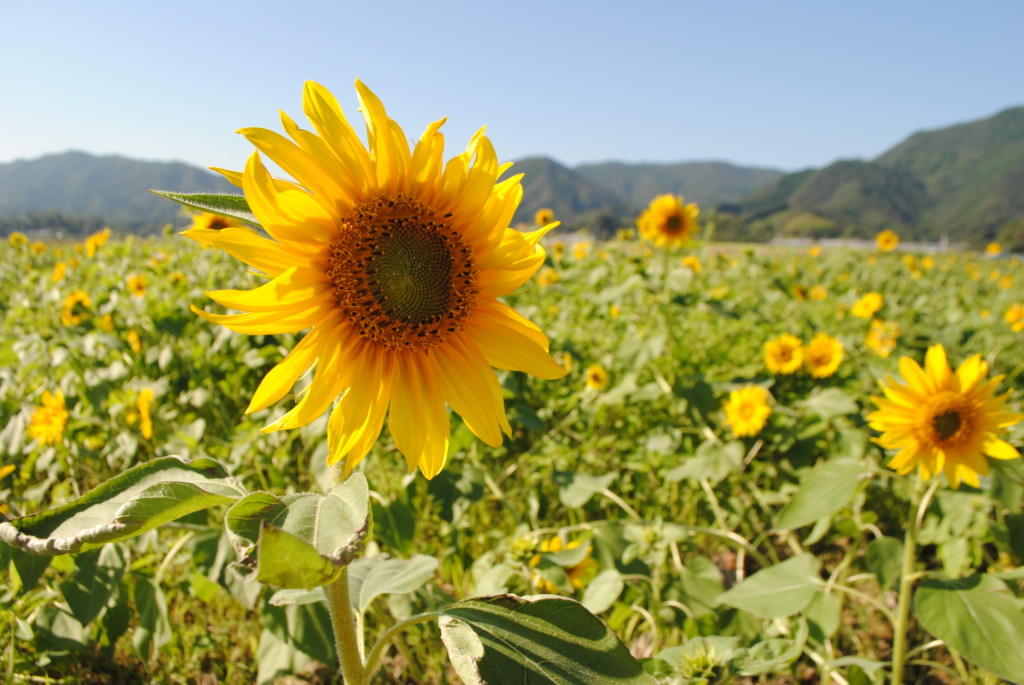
890,478,939,685
324,567,366,684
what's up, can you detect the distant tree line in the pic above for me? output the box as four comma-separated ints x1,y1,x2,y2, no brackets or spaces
0,211,108,237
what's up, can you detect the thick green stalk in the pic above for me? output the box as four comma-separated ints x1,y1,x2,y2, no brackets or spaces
890,479,939,684
324,567,366,685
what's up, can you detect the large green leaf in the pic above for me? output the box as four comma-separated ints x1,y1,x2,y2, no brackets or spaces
150,190,258,225
0,457,245,555
718,553,821,618
774,458,867,531
915,574,1024,682
225,474,369,589
436,595,652,684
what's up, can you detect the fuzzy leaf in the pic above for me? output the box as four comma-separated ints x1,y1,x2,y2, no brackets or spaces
150,190,258,225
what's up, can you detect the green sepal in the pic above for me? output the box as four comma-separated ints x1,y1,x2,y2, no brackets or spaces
150,189,259,226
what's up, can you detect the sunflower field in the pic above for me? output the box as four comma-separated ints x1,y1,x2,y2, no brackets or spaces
3,84,1024,685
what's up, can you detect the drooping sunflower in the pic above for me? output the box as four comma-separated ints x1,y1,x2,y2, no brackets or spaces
723,385,772,438
28,390,68,447
764,334,804,375
804,333,844,378
876,229,899,252
637,194,699,249
184,81,565,479
868,345,1023,488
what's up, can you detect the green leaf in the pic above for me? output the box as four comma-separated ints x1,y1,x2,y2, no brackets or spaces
225,474,369,589
149,190,258,226
581,570,625,614
799,388,859,420
261,602,336,675
133,576,172,658
805,590,841,641
774,458,867,531
59,546,127,626
437,595,653,684
665,440,744,485
866,536,902,591
554,471,618,508
718,553,821,618
672,556,724,618
915,574,1024,681
32,605,88,655
0,456,245,555
439,615,487,685
347,555,439,613
736,618,809,675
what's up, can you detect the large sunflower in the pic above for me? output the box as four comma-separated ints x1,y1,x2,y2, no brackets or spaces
184,81,566,479
637,194,699,249
868,344,1023,488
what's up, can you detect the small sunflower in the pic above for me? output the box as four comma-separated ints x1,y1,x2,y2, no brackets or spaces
536,266,559,287
534,208,554,226
876,229,899,252
586,364,609,391
868,344,1023,488
137,388,155,439
127,329,142,354
637,194,699,249
52,262,67,283
30,241,45,255
808,285,827,301
184,81,565,480
1004,304,1024,332
804,333,844,378
28,390,68,447
551,240,565,262
985,242,1002,256
192,212,247,232
127,274,148,298
572,241,590,260
681,256,701,273
723,385,772,438
864,319,900,359
61,290,91,326
530,537,599,592
764,334,803,375
8,232,28,247
851,292,884,319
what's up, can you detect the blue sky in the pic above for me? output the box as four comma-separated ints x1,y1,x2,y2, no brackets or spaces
2,1,1021,173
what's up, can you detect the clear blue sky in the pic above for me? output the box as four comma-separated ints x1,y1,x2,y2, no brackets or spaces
2,1,1021,173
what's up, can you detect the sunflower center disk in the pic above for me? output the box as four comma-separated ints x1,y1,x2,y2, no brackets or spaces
664,215,684,234
925,393,973,446
328,194,478,351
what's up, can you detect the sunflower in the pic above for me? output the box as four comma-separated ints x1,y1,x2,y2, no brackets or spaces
876,229,899,252
723,385,772,438
808,285,827,301
534,207,554,226
8,232,28,247
184,81,565,479
192,212,247,232
28,390,68,447
84,227,111,258
985,242,1002,256
137,388,155,439
681,256,701,273
1004,304,1024,332
637,194,699,249
804,333,844,378
551,240,565,262
864,319,900,359
52,262,67,283
536,266,559,287
868,345,1023,488
61,290,91,326
764,334,803,375
585,364,609,391
851,292,883,319
127,274,148,298
530,537,599,592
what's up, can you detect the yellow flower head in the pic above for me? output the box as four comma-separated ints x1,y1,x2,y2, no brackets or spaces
137,388,155,439
52,261,67,283
920,256,935,270
608,304,620,319
100,314,114,332
1005,304,1024,332
192,212,246,232
534,207,554,226
868,344,1023,488
792,285,808,301
551,240,565,262
681,256,702,273
182,81,566,480
127,329,142,354
804,333,844,378
864,319,900,359
809,245,822,257
986,242,1002,256
615,228,635,241
637,194,699,249
170,271,187,286
30,241,45,255
127,274,148,298
61,290,91,326
808,285,827,301
764,334,803,375
999,274,1013,290
28,390,68,447
876,229,899,252
84,227,111,257
559,352,574,374
536,266,559,287
573,241,590,260
8,232,28,247
723,385,772,438
851,292,884,319
530,537,599,592
585,364,609,391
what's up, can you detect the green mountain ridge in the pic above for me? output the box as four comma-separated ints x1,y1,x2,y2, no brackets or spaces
726,106,1024,246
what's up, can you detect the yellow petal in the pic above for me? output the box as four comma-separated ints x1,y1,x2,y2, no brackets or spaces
247,313,338,413
181,226,317,276
206,267,329,313
190,300,330,335
984,439,1020,460
242,153,337,246
327,348,394,474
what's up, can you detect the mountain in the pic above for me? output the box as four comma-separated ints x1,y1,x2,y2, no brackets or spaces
509,157,626,223
0,151,235,234
724,106,1024,244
